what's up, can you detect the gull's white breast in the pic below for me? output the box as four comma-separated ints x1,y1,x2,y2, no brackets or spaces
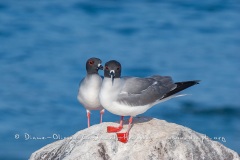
78,74,103,110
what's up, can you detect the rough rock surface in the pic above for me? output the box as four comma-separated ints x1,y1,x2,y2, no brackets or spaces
30,117,239,160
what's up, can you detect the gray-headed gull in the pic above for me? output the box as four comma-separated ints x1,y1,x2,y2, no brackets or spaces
77,57,104,128
99,60,200,143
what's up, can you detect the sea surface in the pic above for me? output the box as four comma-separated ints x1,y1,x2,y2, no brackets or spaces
0,0,239,159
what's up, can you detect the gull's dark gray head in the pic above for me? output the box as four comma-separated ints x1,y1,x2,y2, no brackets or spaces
104,60,121,84
86,57,103,74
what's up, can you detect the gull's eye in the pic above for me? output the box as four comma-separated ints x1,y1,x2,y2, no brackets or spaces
105,66,109,70
117,67,120,70
89,60,94,65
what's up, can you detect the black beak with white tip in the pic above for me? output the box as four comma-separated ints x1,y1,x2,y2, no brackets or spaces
98,64,103,70
109,70,115,85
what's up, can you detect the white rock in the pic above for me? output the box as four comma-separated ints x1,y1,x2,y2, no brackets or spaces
29,117,239,160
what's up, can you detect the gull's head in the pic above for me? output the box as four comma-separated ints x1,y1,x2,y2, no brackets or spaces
86,57,103,74
104,60,121,85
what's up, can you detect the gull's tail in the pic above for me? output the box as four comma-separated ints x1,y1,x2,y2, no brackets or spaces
160,80,200,100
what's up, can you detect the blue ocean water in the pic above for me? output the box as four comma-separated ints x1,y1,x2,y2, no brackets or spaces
0,0,239,159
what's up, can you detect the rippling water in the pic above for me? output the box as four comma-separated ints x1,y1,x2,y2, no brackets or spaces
0,0,239,159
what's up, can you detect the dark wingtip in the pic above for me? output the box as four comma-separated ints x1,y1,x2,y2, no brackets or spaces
176,80,201,85
160,80,200,100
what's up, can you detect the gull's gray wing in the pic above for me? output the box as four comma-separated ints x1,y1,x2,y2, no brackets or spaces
117,75,176,106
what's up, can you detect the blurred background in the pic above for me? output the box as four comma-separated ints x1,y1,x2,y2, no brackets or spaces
0,0,239,159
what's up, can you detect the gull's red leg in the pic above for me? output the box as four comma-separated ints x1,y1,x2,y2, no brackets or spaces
87,110,90,128
100,109,104,123
117,116,133,143
107,116,124,133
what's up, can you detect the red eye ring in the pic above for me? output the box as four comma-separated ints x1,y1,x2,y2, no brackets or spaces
105,66,109,70
89,60,94,65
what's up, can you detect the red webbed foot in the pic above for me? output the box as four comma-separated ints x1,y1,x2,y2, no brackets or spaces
117,132,129,143
107,126,123,133
107,116,124,132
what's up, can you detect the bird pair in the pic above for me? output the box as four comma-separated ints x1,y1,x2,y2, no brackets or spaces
77,57,199,143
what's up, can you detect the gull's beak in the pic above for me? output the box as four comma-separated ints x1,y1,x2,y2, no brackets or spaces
98,64,103,70
109,70,115,85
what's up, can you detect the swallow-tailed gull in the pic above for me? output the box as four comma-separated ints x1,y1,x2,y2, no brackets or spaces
77,57,104,128
99,60,200,143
